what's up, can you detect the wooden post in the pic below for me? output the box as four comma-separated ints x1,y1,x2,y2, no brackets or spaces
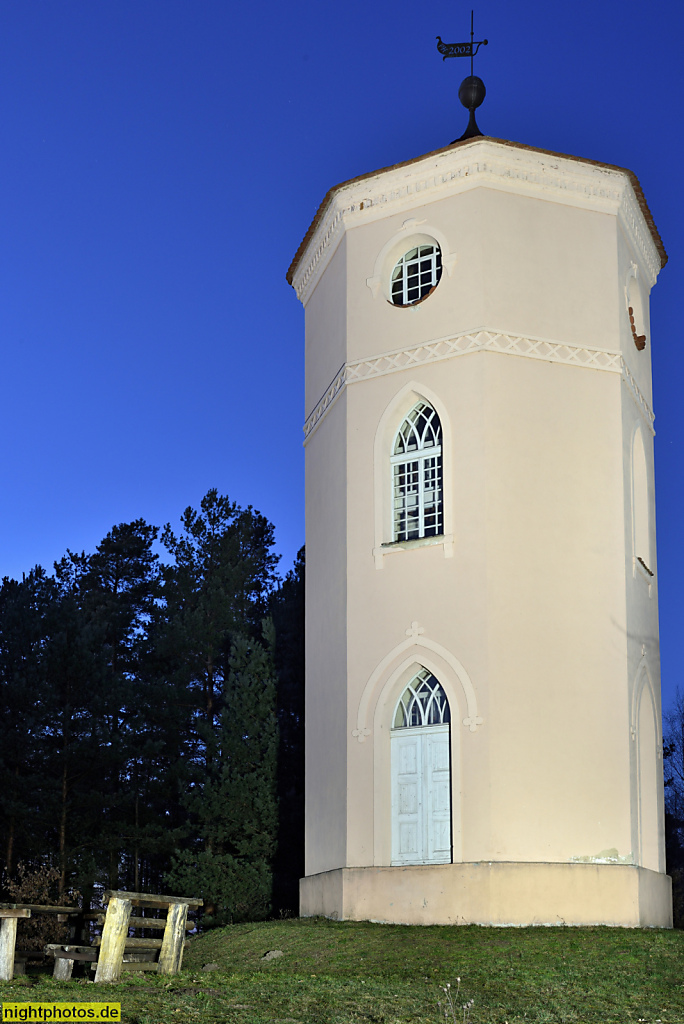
0,909,30,982
0,918,18,982
53,956,74,981
94,897,132,983
157,903,188,976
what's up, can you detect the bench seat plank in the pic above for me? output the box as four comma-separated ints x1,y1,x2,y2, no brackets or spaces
102,891,202,908
0,903,79,915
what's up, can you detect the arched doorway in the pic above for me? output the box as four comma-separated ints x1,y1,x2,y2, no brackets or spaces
391,669,452,865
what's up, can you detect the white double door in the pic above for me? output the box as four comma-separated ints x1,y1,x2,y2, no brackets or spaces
391,723,451,865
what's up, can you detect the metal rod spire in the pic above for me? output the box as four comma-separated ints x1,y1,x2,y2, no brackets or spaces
470,10,474,77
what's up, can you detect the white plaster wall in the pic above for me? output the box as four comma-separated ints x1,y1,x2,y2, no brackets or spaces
304,393,349,875
304,235,347,418
480,354,630,863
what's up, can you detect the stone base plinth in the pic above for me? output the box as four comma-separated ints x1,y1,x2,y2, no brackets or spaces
300,862,672,928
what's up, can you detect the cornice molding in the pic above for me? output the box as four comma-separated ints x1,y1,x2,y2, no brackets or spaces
303,329,655,442
617,186,660,289
292,140,662,305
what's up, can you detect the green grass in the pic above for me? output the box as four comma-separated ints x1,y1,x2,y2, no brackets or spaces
2,916,684,1023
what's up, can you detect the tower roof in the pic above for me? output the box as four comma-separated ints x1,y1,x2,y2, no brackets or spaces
287,136,667,290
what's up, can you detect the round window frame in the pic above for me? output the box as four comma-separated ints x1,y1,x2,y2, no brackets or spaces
365,226,456,305
389,242,444,308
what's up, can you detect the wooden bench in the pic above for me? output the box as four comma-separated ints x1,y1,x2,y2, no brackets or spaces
44,891,202,983
45,944,97,980
94,891,202,983
0,903,82,981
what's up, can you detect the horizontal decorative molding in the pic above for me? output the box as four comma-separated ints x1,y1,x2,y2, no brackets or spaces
292,140,662,305
303,329,654,442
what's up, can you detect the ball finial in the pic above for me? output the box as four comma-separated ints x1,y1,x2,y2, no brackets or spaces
454,74,486,142
458,75,486,110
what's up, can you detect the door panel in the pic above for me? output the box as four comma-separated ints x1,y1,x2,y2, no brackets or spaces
392,733,423,864
398,780,418,814
399,822,419,857
391,724,451,865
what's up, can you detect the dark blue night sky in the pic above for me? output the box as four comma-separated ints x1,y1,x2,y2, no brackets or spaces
0,0,681,708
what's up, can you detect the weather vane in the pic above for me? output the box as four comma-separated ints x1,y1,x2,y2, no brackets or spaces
436,10,489,143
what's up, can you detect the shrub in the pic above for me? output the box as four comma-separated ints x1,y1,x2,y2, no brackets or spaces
3,862,81,952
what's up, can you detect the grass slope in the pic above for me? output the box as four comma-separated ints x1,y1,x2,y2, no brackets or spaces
2,917,684,1023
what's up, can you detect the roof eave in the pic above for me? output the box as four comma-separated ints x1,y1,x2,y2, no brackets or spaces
286,136,667,288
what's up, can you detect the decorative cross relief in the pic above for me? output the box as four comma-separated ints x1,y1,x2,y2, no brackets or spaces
463,716,484,733
352,727,371,744
405,621,425,638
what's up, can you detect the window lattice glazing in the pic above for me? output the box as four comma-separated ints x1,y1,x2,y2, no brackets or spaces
392,402,443,541
393,669,451,729
391,244,443,306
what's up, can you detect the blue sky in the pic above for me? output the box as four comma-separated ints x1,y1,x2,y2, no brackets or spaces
0,0,681,706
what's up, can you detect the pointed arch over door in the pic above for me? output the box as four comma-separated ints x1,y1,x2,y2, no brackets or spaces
391,669,452,865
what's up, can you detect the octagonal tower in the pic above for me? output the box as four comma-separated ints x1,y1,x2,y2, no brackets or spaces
288,136,671,926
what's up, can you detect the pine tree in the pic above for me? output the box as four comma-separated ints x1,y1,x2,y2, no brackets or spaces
38,519,162,896
167,626,279,923
0,568,57,875
37,575,108,894
58,520,167,893
156,490,280,923
270,547,305,913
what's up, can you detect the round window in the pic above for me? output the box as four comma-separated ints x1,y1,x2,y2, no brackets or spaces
390,243,443,306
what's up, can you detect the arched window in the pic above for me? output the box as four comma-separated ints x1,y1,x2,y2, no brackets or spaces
391,669,451,865
391,244,442,306
391,402,443,542
393,670,451,728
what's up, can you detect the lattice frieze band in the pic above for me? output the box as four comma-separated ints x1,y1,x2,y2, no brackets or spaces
303,330,654,441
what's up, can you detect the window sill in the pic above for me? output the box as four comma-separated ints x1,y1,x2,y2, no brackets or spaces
373,533,454,569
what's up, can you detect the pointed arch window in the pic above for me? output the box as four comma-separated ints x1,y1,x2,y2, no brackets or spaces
393,669,451,728
391,402,443,541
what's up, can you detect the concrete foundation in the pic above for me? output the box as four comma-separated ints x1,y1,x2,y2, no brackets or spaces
300,863,673,928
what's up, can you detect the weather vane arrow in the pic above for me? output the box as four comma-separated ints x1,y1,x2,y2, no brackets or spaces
436,35,488,61
436,10,487,77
